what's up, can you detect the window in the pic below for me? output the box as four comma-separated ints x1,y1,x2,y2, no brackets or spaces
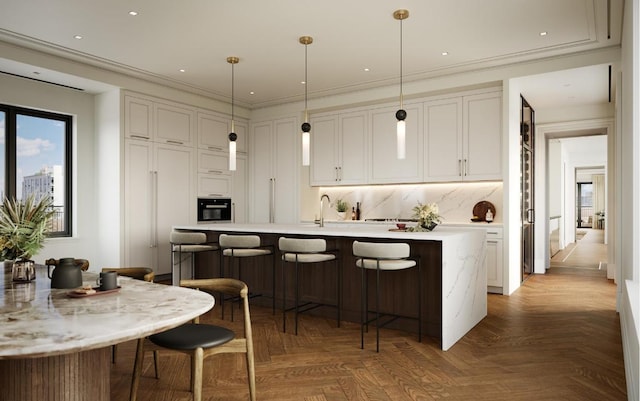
0,104,72,236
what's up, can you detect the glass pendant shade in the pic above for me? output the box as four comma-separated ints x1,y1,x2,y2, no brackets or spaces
396,120,406,159
302,130,310,166
229,137,237,171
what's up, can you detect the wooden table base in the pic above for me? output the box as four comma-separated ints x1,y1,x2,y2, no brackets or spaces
0,347,111,401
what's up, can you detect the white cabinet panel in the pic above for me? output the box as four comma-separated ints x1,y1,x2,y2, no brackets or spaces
198,149,229,174
124,96,153,140
250,118,298,223
424,98,463,182
198,173,231,197
232,155,247,223
197,112,228,151
154,102,194,146
124,139,194,276
310,111,366,186
463,92,502,181
370,104,422,184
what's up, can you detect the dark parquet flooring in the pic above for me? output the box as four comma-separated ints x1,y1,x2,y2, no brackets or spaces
111,238,626,400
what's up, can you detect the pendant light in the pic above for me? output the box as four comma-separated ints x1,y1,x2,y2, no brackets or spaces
394,9,409,160
227,56,239,171
300,36,313,166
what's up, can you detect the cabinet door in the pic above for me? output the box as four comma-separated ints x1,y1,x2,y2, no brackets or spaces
235,120,248,153
310,115,339,185
198,173,231,197
486,238,503,290
251,122,273,223
123,139,155,268
424,98,463,182
273,118,298,224
124,96,153,140
370,104,422,184
154,102,194,146
155,143,194,275
197,149,229,174
338,111,367,185
197,112,228,151
463,92,502,181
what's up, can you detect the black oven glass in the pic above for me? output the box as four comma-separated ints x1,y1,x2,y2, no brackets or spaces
197,198,232,222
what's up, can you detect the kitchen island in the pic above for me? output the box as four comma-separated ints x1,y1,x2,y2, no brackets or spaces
174,223,486,351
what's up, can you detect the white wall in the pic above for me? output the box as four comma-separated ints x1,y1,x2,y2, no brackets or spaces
0,73,100,268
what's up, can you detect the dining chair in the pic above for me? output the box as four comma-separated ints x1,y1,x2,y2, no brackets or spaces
129,278,256,401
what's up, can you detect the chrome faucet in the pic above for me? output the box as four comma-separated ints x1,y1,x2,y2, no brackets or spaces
319,194,330,227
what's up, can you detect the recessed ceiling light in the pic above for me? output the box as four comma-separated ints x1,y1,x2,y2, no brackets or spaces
128,11,138,16
301,80,306,85
73,35,83,40
179,69,186,73
539,31,548,36
441,51,449,56
250,91,255,95
364,68,370,72
33,71,40,75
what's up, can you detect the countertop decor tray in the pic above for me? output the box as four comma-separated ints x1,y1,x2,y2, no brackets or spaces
67,287,121,298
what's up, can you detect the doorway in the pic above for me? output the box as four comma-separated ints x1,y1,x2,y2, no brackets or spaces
576,181,594,228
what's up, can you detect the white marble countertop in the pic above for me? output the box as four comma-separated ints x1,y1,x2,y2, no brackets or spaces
0,265,214,359
179,222,481,240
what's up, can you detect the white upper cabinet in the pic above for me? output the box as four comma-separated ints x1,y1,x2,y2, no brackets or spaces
197,111,248,153
124,94,194,146
424,91,502,182
370,104,422,184
154,102,194,146
463,92,502,181
310,111,367,186
424,97,464,181
124,95,153,140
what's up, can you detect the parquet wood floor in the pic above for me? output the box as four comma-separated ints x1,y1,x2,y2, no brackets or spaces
111,247,626,400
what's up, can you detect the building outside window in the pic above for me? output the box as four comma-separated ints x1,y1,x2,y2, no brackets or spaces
0,105,72,237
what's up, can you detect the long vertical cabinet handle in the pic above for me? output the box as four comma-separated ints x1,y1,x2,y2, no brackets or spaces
232,202,236,223
464,159,468,176
335,167,339,182
458,159,462,177
338,166,342,181
270,178,276,223
149,172,154,248
149,171,159,248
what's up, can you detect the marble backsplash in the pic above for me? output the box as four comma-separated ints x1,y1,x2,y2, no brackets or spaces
317,182,503,224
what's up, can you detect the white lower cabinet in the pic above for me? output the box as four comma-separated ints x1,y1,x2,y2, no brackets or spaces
124,139,194,275
485,228,504,293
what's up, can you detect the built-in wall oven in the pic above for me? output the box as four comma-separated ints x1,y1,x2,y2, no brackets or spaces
197,197,232,223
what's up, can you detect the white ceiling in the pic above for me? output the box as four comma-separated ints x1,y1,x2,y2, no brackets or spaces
0,0,623,109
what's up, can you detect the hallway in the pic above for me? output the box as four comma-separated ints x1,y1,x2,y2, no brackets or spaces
550,228,608,276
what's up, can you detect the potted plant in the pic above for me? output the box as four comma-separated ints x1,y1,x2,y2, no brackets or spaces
335,199,348,220
0,195,55,280
408,202,442,232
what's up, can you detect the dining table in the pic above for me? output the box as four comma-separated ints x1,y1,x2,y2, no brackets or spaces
0,263,214,401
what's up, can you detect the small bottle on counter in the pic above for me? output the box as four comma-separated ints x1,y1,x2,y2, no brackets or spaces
485,209,494,222
356,202,361,220
351,207,356,220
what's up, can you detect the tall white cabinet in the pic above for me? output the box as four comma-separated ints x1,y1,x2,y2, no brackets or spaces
123,94,195,275
250,117,298,223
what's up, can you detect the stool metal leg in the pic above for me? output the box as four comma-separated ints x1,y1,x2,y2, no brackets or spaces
294,256,300,335
360,257,365,349
282,256,287,332
375,261,381,353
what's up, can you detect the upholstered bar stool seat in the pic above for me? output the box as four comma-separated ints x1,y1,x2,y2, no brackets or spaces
171,230,219,284
353,241,421,352
219,234,275,318
279,237,341,335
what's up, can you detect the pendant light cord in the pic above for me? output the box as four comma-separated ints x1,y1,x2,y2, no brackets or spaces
231,62,235,129
304,42,308,122
399,17,404,109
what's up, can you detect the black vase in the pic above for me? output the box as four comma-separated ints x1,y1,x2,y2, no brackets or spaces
421,222,437,231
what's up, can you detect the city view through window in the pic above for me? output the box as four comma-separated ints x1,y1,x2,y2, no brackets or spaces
0,109,68,233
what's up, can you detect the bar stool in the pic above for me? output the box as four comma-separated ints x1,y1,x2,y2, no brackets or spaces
170,230,219,285
278,237,340,335
352,241,421,352
219,234,275,319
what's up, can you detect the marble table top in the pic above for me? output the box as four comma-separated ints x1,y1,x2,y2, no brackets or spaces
0,264,214,359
